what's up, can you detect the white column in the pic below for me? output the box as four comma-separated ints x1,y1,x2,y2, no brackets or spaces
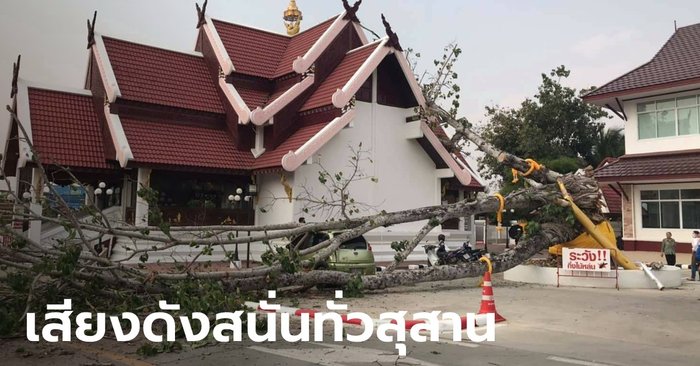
85,185,94,206
458,190,465,231
121,174,131,220
28,203,42,244
31,168,42,202
469,215,477,245
135,168,151,227
28,168,42,242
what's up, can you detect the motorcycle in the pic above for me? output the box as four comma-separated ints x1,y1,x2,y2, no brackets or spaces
423,241,485,266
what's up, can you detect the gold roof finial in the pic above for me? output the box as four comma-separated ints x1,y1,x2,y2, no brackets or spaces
283,0,302,36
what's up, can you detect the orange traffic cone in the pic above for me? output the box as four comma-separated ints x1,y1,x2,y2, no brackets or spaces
477,271,506,323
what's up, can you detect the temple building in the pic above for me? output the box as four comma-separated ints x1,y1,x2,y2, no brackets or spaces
3,1,483,259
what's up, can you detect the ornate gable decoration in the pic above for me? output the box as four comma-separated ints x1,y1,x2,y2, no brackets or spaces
342,0,362,23
10,55,20,99
196,0,208,29
381,14,402,52
86,11,97,49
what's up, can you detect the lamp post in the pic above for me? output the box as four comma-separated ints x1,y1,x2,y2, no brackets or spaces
94,182,113,255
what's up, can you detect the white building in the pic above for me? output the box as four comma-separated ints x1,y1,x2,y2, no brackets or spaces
584,23,700,252
3,1,484,261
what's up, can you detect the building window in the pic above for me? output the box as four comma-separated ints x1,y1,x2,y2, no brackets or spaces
641,189,700,229
637,95,700,139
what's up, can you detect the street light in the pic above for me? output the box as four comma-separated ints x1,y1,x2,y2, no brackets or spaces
94,188,103,195
21,191,31,200
106,188,114,196
98,182,106,189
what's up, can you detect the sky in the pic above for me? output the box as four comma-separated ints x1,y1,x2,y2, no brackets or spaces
1,0,699,162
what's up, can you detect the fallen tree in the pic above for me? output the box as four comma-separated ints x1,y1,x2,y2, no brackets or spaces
0,42,608,334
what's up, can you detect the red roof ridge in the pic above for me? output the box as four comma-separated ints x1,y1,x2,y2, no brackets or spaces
210,14,341,40
584,23,700,99
210,18,290,40
346,37,385,54
25,83,92,98
292,14,342,37
618,148,700,159
212,13,358,79
582,60,652,99
594,156,620,170
675,22,700,32
101,35,205,60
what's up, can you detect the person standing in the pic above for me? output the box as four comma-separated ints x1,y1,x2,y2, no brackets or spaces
690,231,700,281
660,232,676,266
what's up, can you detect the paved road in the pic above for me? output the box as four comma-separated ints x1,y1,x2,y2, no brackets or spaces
3,275,697,365
2,319,688,366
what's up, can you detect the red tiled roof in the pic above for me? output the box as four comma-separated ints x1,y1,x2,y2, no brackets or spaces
212,17,337,79
253,122,329,169
585,23,700,99
274,17,337,77
213,20,289,79
301,42,380,111
230,79,297,110
427,123,483,189
601,185,622,214
268,82,296,104
233,83,270,110
121,118,253,171
102,37,225,114
463,162,483,189
27,88,114,170
594,150,700,181
466,177,483,189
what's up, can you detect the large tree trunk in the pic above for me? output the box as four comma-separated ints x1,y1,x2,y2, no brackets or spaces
223,223,576,292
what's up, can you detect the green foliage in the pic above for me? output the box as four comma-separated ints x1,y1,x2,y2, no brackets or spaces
422,43,463,118
391,240,409,262
137,343,160,357
260,246,299,274
55,243,81,275
390,240,408,252
525,221,541,237
343,275,364,298
480,66,610,184
591,127,625,167
0,273,30,336
167,278,245,314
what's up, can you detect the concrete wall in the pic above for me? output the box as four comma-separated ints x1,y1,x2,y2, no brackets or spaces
255,172,296,227
623,90,700,155
293,101,441,233
504,265,682,289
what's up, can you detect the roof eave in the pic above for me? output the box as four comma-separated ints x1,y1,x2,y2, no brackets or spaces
14,79,33,169
584,77,700,103
292,12,350,74
92,33,122,103
419,122,473,186
281,108,356,171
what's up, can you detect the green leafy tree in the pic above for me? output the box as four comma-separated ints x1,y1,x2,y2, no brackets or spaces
479,66,610,189
591,127,625,167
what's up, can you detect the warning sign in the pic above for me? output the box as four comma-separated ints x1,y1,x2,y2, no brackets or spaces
562,248,611,272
